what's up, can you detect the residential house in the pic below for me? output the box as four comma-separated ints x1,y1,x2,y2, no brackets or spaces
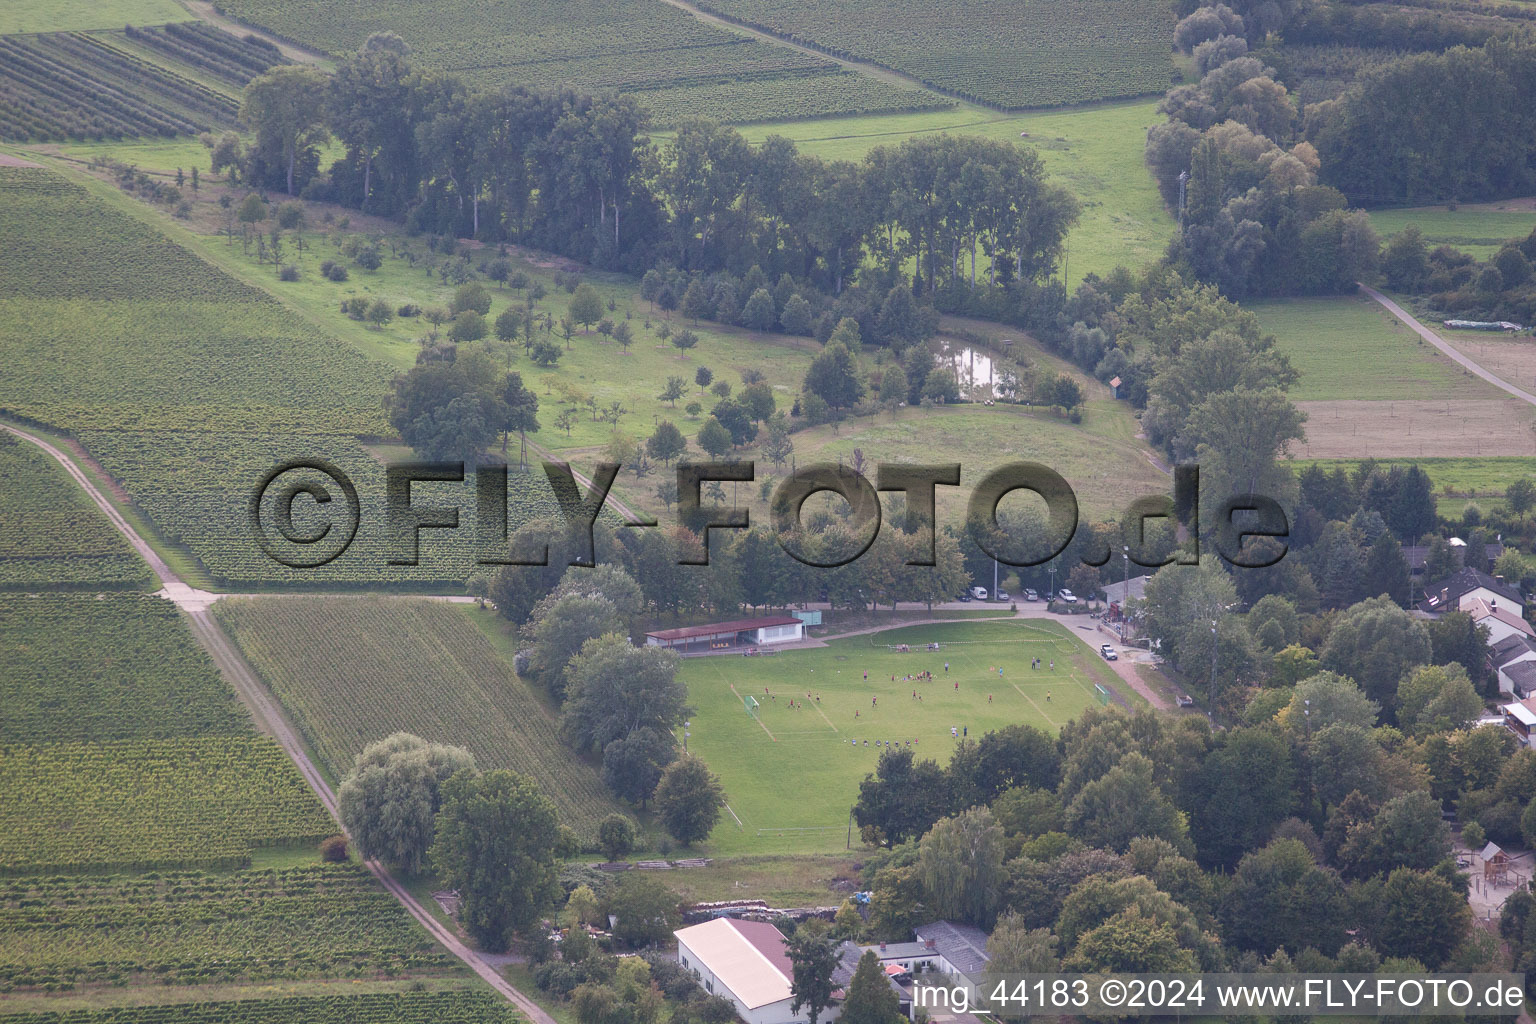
1418,567,1522,617
1463,596,1536,646
1492,633,1536,697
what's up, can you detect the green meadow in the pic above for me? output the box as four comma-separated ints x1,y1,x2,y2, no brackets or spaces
679,618,1135,854
1251,295,1497,401
1365,203,1536,262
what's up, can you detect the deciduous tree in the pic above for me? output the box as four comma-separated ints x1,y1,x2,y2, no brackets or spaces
430,768,561,952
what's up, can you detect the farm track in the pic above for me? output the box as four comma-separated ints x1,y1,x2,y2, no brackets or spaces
1360,283,1536,407
0,419,557,1024
654,0,929,94
180,0,332,66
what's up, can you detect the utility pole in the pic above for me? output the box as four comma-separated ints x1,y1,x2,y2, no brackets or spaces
993,557,999,602
1177,170,1189,236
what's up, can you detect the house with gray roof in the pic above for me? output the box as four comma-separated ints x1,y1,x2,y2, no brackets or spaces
911,921,991,977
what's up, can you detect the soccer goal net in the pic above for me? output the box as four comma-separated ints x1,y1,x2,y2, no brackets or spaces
744,695,760,717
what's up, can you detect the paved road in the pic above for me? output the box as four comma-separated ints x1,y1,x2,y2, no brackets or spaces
1359,283,1536,407
2,421,557,1024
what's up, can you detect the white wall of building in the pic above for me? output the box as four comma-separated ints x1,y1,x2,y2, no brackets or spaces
1479,615,1531,647
1499,652,1536,695
755,623,803,645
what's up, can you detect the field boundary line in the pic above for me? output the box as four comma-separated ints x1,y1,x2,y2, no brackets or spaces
810,700,840,733
0,420,557,1024
1010,681,1058,729
727,682,777,740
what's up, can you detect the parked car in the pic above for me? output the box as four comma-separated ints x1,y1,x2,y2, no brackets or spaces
1057,589,1078,604
1022,588,1039,601
1099,644,1118,660
957,592,972,602
1176,693,1195,708
995,590,1010,602
970,586,989,600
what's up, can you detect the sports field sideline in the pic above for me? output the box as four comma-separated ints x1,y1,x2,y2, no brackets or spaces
677,618,1136,854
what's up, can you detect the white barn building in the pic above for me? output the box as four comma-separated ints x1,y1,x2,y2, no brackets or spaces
676,918,815,1024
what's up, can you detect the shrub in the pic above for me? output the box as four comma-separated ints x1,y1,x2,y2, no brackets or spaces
450,282,492,317
278,264,300,282
366,299,394,328
449,310,487,342
319,835,349,862
275,201,304,229
354,246,383,271
397,303,421,318
324,262,349,282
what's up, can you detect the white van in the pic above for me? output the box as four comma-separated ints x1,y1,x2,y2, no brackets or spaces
970,586,989,600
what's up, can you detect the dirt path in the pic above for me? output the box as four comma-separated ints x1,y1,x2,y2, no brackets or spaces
0,420,556,1024
525,439,654,527
1360,283,1536,407
655,0,933,94
179,0,333,65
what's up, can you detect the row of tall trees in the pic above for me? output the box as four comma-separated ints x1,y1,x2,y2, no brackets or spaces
235,35,1078,293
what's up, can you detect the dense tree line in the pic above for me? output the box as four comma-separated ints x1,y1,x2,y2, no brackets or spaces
1308,38,1536,205
229,34,1077,301
1142,3,1536,300
1381,215,1536,325
846,691,1509,976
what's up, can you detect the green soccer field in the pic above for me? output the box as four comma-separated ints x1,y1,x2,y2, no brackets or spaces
678,618,1130,854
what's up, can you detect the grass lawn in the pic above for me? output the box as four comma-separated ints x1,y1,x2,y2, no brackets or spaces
681,618,1132,855
660,854,861,906
611,400,1169,530
737,100,1174,286
1365,202,1536,262
1250,295,1499,401
0,0,192,33
49,138,236,175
